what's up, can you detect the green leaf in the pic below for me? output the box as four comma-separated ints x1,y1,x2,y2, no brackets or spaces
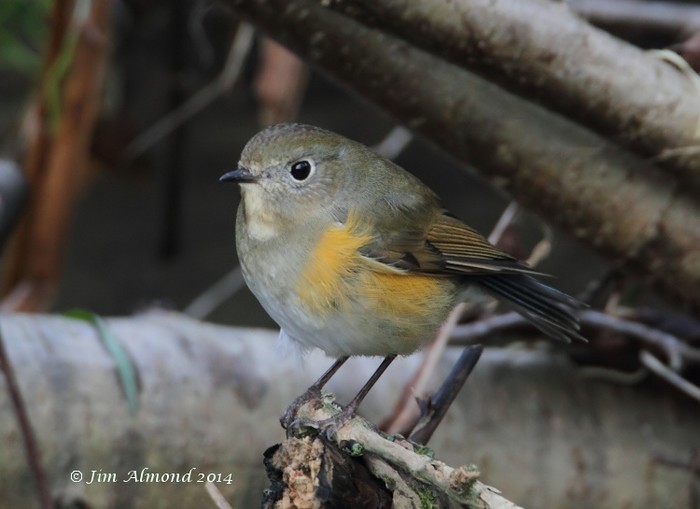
0,0,50,77
64,309,140,416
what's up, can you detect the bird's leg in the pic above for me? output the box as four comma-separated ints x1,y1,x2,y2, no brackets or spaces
318,355,397,438
280,356,348,429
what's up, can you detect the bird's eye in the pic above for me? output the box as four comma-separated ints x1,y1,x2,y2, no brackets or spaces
290,160,314,181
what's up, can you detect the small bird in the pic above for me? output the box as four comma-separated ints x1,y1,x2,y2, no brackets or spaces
221,123,584,425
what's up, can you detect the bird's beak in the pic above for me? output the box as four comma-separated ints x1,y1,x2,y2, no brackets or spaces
219,167,258,184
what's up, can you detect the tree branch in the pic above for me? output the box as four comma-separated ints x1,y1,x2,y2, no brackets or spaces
2,0,111,311
332,0,700,191
0,320,52,509
273,398,522,508
1,312,698,507
569,0,700,39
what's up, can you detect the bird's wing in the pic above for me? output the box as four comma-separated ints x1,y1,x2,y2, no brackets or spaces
363,210,543,277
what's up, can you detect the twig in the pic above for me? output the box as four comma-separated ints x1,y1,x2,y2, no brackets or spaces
383,302,467,435
622,306,700,340
576,365,648,385
372,126,413,160
254,39,309,125
525,223,552,267
184,265,245,319
0,318,53,509
450,313,528,345
336,421,515,507
487,202,519,245
189,2,217,69
410,345,483,445
577,268,624,307
640,350,700,403
293,399,523,508
653,451,700,474
451,310,700,371
449,309,700,402
579,310,700,370
124,22,255,159
205,481,234,509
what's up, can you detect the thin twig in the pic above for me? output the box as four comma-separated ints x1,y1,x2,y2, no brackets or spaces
451,310,700,373
409,345,483,445
372,126,413,160
525,223,552,267
576,366,648,385
449,309,700,401
205,481,234,509
184,265,245,319
579,310,699,370
653,451,700,474
0,319,54,509
125,22,255,159
383,303,466,435
189,2,217,68
640,350,700,403
487,202,519,245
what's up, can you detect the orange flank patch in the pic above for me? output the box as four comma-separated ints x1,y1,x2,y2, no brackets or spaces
297,210,454,320
360,271,453,323
297,210,373,313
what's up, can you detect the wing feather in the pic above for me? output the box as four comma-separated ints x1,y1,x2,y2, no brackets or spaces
364,211,543,276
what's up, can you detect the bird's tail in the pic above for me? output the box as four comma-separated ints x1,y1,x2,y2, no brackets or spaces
476,274,586,342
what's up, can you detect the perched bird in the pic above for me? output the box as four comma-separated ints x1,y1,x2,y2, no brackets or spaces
221,123,584,425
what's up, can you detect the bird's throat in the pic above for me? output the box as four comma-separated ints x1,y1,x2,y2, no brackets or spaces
241,186,279,241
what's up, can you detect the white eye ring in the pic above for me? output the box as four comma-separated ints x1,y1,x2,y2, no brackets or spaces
289,159,315,181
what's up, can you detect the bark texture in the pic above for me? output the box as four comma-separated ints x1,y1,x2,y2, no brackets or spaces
0,312,698,508
336,0,700,189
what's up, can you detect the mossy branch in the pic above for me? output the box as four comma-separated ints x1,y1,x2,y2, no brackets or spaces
265,396,522,509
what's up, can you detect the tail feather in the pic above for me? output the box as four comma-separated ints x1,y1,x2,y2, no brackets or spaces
476,274,586,343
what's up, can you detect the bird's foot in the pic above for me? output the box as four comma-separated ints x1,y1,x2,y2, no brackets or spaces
280,385,323,431
281,389,357,440
314,404,357,441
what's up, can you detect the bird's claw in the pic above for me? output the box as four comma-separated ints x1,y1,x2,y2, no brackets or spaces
280,386,322,430
314,405,356,441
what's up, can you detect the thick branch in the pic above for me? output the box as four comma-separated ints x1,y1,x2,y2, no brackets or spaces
1,313,698,507
3,1,111,311
569,0,700,39
334,0,700,190
226,0,700,310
